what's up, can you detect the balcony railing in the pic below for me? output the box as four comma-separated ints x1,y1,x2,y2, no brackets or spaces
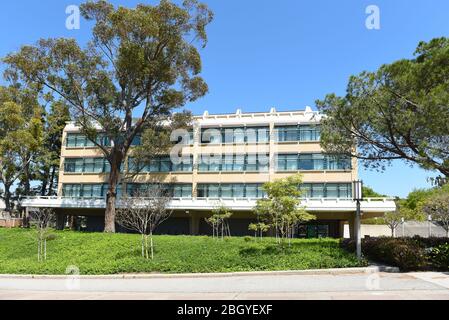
20,196,396,213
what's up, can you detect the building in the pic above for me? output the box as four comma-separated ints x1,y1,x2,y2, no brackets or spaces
22,107,396,238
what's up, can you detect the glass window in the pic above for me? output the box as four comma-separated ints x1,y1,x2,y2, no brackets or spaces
257,184,267,198
233,184,245,198
246,184,257,198
66,134,77,147
84,158,95,173
234,155,245,171
234,128,245,143
222,155,234,172
312,184,325,198
299,154,314,170
208,184,220,198
160,157,172,172
300,184,312,198
246,154,257,171
197,184,206,198
221,184,232,198
313,154,325,170
326,184,339,198
286,154,298,171
64,159,76,172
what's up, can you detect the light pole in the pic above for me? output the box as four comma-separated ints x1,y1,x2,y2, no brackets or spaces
353,180,363,259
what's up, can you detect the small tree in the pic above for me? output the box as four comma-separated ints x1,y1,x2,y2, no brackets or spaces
383,199,408,237
116,185,172,259
248,222,269,240
253,174,316,244
423,189,449,237
28,208,55,262
205,205,232,240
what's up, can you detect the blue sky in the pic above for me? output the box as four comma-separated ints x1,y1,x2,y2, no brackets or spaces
0,0,447,197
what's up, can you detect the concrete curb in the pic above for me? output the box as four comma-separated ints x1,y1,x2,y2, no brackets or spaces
0,266,400,280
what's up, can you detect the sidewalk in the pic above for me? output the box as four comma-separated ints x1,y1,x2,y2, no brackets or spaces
1,268,448,300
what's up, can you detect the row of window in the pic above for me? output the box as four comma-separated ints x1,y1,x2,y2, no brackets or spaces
128,156,193,173
299,183,352,199
66,125,321,148
198,154,269,172
201,127,270,144
275,125,321,142
62,183,192,198
197,184,267,199
126,184,193,198
66,133,141,148
276,154,351,171
64,153,351,174
64,158,112,173
62,182,353,199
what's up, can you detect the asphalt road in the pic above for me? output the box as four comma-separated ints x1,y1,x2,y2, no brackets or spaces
1,271,449,300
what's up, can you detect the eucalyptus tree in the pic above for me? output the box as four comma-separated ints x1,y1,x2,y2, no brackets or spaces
0,86,43,212
4,0,213,232
316,38,449,181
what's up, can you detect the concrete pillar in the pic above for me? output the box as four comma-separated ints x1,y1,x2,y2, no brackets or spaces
189,215,200,236
56,213,66,230
348,214,356,239
338,220,345,238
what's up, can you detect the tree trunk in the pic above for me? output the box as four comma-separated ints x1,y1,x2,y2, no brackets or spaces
104,152,123,233
40,169,49,196
23,160,31,196
47,165,57,196
4,183,12,213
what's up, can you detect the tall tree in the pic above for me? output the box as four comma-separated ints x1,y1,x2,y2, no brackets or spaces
4,0,213,232
37,100,71,196
316,38,449,180
0,87,43,212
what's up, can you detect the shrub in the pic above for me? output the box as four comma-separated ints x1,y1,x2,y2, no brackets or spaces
341,237,449,271
430,244,449,270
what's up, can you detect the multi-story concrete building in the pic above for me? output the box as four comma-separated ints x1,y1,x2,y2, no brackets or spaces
22,107,396,238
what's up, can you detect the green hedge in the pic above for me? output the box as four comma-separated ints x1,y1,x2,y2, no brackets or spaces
341,236,449,271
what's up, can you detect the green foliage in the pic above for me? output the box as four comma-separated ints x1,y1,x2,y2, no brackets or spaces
362,185,385,198
342,237,449,271
205,205,233,239
0,229,364,275
430,244,449,270
422,185,449,236
3,0,214,231
253,174,316,242
317,37,449,179
0,86,44,211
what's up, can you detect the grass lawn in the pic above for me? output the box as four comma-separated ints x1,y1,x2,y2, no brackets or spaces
0,228,365,275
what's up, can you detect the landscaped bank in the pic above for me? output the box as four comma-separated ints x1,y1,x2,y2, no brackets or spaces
0,229,364,275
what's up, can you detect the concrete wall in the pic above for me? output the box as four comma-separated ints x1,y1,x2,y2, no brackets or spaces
344,222,448,238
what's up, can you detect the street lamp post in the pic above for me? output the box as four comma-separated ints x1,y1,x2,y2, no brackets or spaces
353,180,363,259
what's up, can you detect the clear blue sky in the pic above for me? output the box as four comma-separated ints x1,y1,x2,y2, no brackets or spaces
1,0,447,197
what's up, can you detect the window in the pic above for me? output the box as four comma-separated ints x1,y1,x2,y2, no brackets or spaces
196,184,267,199
278,154,352,171
201,126,270,144
275,125,321,142
277,154,299,171
64,158,109,173
299,183,352,199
